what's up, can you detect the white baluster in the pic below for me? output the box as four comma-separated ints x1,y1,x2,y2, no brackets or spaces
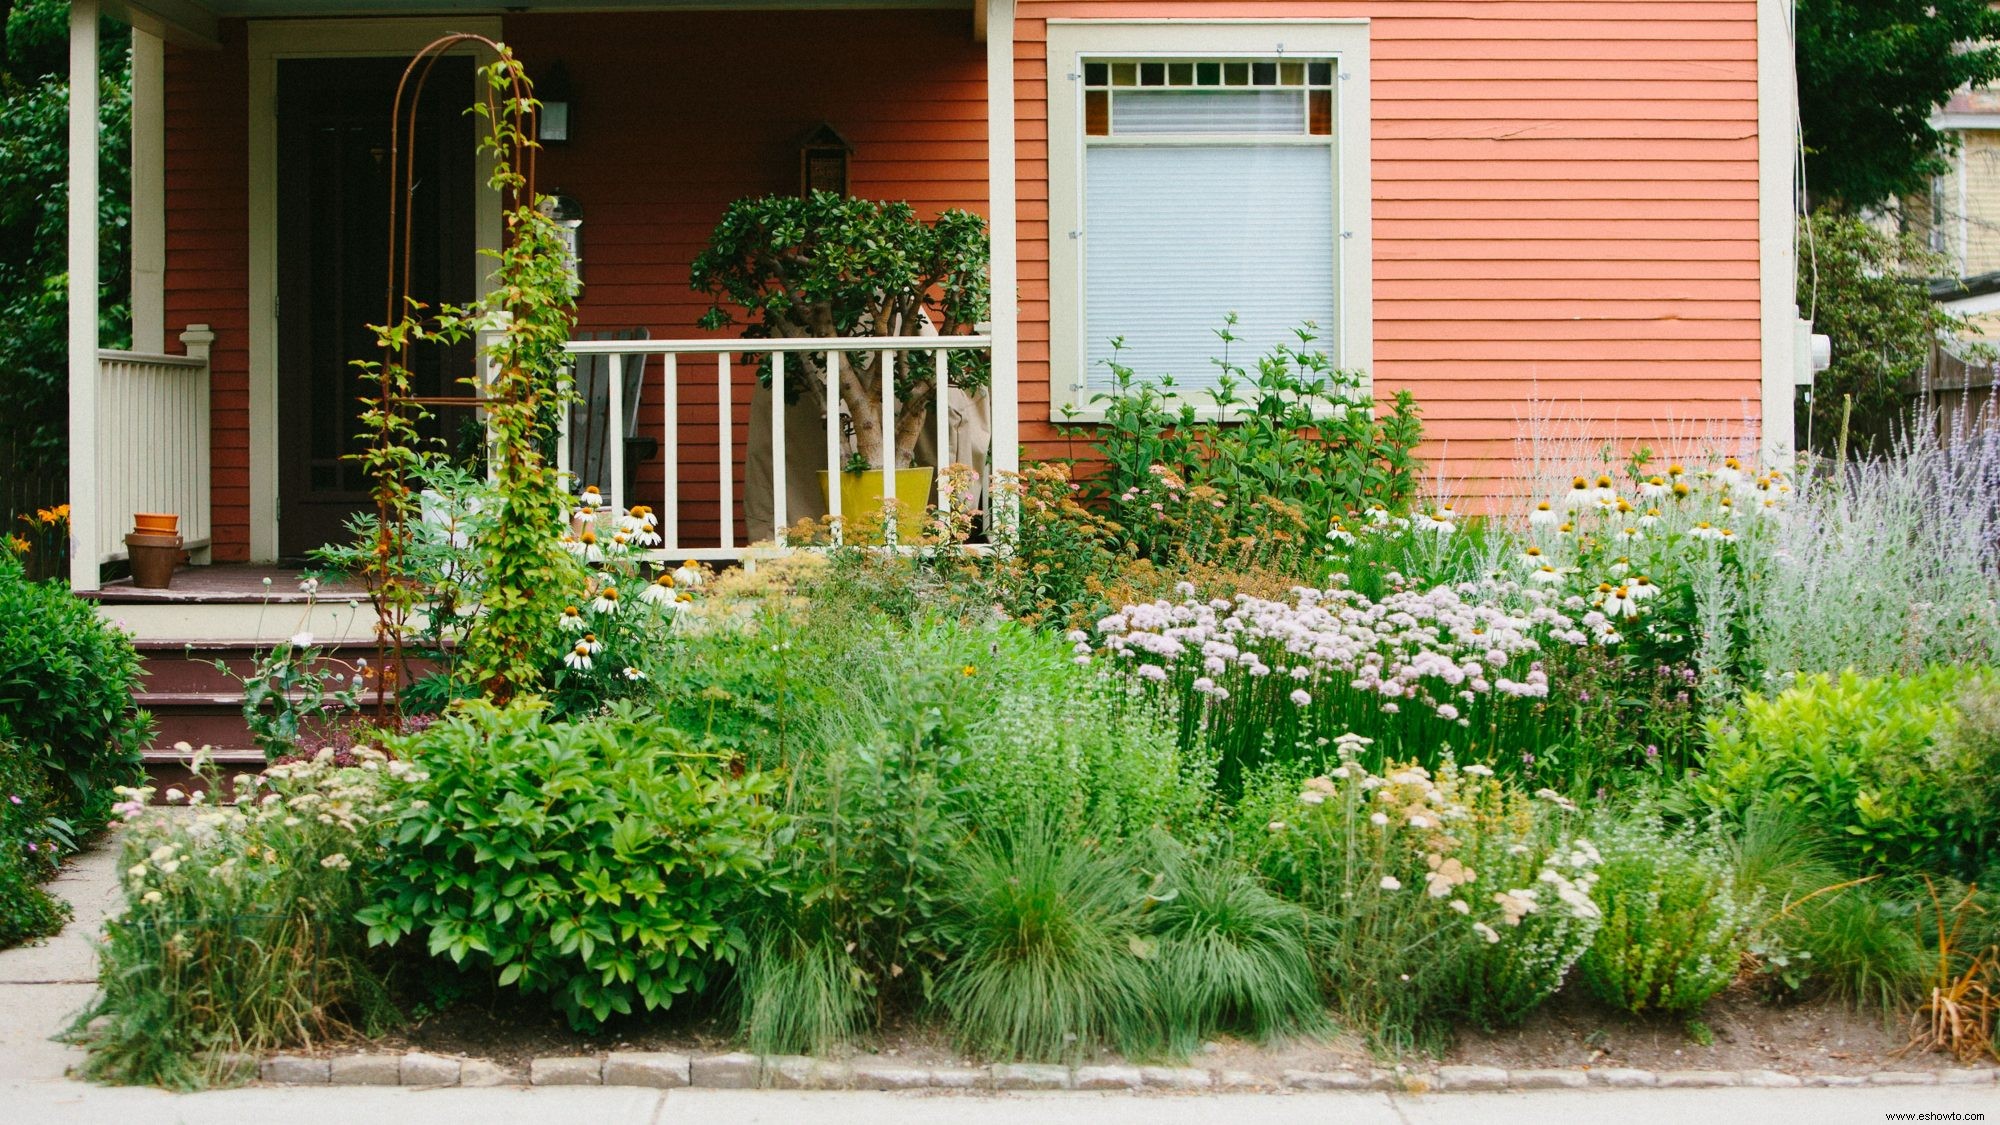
934,348,950,517
826,350,843,542
660,352,679,554
771,351,786,544
880,349,895,544
607,352,625,514
718,352,733,550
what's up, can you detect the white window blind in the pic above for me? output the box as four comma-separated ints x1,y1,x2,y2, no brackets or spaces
1084,143,1336,396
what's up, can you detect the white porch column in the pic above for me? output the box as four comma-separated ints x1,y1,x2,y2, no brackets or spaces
1757,0,1800,464
68,0,102,590
130,27,166,354
984,0,1020,526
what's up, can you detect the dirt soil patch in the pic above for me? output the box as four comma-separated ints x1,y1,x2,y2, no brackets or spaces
352,980,1968,1080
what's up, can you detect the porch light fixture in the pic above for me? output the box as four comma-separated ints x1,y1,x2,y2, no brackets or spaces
798,123,853,197
537,61,573,144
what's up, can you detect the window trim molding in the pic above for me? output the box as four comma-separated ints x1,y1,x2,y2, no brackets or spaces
1045,19,1372,423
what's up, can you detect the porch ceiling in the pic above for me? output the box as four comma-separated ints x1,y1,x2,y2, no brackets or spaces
112,0,968,46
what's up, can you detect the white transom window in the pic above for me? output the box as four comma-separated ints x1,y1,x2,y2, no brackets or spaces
1047,22,1373,419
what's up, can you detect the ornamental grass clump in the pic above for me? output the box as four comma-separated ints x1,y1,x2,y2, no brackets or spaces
67,748,404,1089
1580,818,1751,1016
1143,846,1325,1055
1244,740,1601,1050
932,816,1155,1063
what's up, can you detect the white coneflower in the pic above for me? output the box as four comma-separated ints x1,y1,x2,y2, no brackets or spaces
1615,525,1644,545
1593,474,1617,502
605,532,632,557
1519,545,1546,567
1671,480,1693,501
1365,504,1392,526
558,605,587,632
1563,476,1593,509
621,666,648,682
592,586,621,615
1637,506,1662,528
1529,501,1558,527
630,518,661,548
672,560,705,588
580,632,604,655
1421,512,1456,535
1627,575,1660,600
1639,476,1668,499
1327,521,1356,545
1602,586,1638,619
1717,457,1744,488
1608,556,1631,577
573,529,604,562
1556,521,1575,537
1690,522,1724,541
1717,527,1737,542
563,643,593,671
1529,564,1564,586
578,485,604,512
640,573,676,605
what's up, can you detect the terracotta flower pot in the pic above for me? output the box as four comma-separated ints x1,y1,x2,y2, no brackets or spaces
124,531,184,589
132,512,179,535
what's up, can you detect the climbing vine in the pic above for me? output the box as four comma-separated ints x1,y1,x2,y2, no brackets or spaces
341,40,578,707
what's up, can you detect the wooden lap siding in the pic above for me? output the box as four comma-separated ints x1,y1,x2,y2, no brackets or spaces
1014,0,1763,501
165,21,251,561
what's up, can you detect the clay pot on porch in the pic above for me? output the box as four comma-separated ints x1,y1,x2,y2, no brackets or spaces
123,531,184,589
132,512,179,536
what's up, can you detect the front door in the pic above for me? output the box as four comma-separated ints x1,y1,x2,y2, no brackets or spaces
276,56,476,559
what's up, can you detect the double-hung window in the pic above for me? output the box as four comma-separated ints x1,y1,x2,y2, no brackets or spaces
1046,21,1372,418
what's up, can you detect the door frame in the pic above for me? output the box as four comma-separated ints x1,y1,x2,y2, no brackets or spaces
247,17,503,562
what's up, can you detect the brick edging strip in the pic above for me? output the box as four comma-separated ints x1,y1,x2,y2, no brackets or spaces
254,1051,2000,1091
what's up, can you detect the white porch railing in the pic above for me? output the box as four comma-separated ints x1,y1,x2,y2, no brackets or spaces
92,325,213,566
559,334,992,561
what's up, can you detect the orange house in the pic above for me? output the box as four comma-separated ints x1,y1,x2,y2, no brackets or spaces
65,0,1807,593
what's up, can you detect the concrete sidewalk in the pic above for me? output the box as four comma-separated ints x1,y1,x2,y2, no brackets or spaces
2,840,1995,1124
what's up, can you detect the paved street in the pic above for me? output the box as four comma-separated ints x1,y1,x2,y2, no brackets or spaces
3,839,1995,1124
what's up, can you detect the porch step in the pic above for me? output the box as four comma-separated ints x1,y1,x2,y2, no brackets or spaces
132,637,417,796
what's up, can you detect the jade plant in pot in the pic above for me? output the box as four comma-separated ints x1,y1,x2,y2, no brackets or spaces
691,192,989,539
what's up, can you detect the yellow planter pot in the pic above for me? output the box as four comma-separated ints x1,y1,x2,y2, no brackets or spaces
818,468,935,541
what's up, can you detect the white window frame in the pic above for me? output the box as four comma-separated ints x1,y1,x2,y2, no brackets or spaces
1046,19,1372,422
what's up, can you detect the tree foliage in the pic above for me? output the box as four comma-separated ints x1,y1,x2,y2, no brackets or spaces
1796,210,1974,452
1798,0,2000,211
0,1,129,470
691,193,988,469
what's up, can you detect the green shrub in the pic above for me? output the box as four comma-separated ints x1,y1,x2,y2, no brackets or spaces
1580,820,1749,1016
1695,668,1997,878
1244,750,1601,1049
66,750,400,1089
0,552,149,832
932,816,1154,1062
1144,846,1324,1054
360,700,782,1030
0,738,69,948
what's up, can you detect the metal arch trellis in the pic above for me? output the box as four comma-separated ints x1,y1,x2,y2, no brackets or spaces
364,34,540,720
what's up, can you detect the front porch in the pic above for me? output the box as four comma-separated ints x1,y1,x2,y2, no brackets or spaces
66,1,1022,592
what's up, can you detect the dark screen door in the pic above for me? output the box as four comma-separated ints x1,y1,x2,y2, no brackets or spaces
276,56,475,558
